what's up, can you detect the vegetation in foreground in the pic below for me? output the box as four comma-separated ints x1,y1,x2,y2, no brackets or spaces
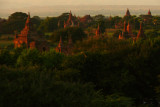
0,36,160,106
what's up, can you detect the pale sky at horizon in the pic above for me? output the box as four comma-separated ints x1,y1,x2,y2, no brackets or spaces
1,0,160,9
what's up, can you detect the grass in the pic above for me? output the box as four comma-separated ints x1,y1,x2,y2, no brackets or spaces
45,32,53,36
0,34,14,48
0,40,13,48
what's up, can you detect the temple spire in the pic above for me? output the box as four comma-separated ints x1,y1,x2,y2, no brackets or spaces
148,9,152,16
58,36,63,48
127,21,132,34
69,10,72,20
96,24,100,36
125,8,131,16
71,21,74,27
119,32,124,40
64,20,66,28
25,12,30,28
56,36,64,53
137,22,145,38
124,21,127,32
27,12,30,22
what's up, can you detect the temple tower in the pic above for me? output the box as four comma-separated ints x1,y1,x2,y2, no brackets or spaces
25,12,30,28
56,36,64,53
65,10,76,28
96,24,100,36
69,11,72,21
119,32,124,40
127,21,132,34
124,21,127,32
109,14,112,20
137,22,145,38
14,12,31,48
14,12,50,51
148,9,152,16
64,20,67,28
125,8,131,17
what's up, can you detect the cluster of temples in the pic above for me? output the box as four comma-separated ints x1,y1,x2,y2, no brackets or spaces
119,21,145,40
117,9,147,40
14,9,151,54
55,11,93,54
58,11,93,29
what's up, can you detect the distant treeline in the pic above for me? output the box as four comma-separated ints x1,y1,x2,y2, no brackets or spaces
0,12,160,35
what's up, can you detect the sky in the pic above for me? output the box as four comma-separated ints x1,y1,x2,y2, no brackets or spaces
0,0,160,9
0,0,160,18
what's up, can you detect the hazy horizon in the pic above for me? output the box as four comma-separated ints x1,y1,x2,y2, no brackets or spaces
1,5,160,18
1,0,160,7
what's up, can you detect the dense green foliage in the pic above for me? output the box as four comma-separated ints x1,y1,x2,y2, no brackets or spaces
0,12,42,34
38,17,58,33
0,66,105,107
1,36,160,106
1,12,28,34
51,27,87,42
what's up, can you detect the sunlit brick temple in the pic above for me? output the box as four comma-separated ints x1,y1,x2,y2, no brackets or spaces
14,12,49,52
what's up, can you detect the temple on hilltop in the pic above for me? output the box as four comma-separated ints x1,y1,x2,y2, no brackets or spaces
137,22,145,39
125,8,131,17
56,36,73,55
14,12,49,52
